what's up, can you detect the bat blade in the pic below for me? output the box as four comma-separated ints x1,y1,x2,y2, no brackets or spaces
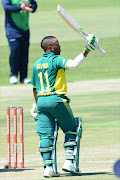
57,5,105,54
57,5,81,31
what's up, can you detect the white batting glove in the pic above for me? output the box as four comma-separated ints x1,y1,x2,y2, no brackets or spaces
31,103,38,121
84,34,98,52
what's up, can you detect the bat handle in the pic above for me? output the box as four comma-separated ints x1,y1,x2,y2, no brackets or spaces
96,44,106,54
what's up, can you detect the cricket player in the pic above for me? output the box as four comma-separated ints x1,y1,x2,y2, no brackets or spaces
31,35,98,178
2,0,37,84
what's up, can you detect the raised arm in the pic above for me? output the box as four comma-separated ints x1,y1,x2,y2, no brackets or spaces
66,34,98,69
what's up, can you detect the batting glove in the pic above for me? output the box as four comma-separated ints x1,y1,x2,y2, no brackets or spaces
84,34,98,52
31,103,38,121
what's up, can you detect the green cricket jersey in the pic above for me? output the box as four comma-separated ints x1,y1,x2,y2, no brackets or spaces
11,0,31,31
31,52,69,96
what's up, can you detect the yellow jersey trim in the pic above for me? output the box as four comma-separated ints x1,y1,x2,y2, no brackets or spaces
54,69,67,95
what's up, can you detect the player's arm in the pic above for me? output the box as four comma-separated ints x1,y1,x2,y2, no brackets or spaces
31,64,37,103
31,65,38,120
20,0,37,13
30,87,38,121
2,0,22,12
66,34,98,69
30,0,37,13
66,52,86,69
33,87,38,103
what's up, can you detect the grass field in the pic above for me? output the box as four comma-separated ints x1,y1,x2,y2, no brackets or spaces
0,0,120,179
0,0,120,84
0,85,120,179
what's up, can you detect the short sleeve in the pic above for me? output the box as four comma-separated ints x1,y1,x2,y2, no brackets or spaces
53,56,68,70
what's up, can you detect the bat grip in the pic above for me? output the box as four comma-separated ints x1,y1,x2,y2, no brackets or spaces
96,44,105,54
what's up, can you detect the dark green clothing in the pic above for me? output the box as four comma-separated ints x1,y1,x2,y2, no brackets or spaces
31,52,77,166
37,95,76,164
37,95,76,138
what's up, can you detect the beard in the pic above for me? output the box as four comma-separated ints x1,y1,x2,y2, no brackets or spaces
54,47,61,55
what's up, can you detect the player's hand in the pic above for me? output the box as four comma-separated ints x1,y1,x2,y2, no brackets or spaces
20,1,33,12
31,103,38,121
84,34,98,52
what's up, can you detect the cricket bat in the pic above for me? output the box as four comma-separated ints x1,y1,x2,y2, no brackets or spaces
57,5,105,54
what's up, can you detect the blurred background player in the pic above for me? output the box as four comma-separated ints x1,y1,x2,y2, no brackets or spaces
31,35,98,178
2,0,37,84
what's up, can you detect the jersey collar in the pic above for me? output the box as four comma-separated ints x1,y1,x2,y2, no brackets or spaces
42,52,55,57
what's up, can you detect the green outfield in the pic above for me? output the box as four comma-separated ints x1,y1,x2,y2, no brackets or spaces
0,0,120,85
0,0,120,179
0,87,120,179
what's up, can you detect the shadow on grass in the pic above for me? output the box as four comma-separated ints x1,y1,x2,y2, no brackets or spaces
0,168,35,173
82,172,113,176
60,171,113,177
